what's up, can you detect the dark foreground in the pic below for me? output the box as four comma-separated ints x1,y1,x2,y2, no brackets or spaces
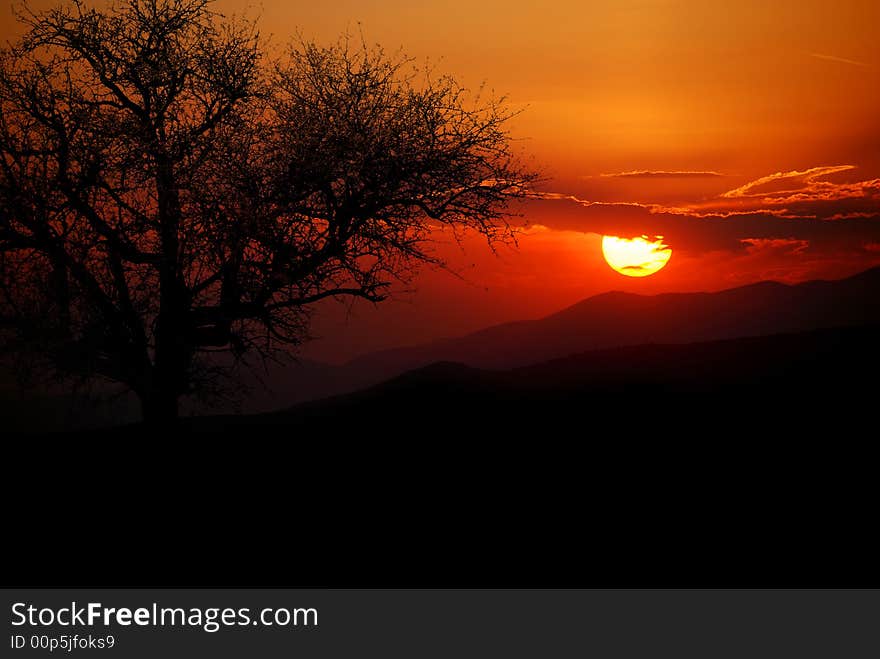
10,324,877,586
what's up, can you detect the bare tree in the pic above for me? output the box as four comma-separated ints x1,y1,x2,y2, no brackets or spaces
0,0,537,424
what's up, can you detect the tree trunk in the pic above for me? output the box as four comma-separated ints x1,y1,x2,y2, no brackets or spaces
141,383,179,425
142,320,187,426
150,148,185,427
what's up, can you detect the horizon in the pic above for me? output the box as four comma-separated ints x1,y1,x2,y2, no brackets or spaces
315,263,880,366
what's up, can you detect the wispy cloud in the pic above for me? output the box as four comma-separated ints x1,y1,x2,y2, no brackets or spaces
741,238,810,255
810,52,869,67
527,162,880,258
597,170,725,179
721,165,856,199
531,191,648,208
827,211,880,221
764,179,880,205
540,164,880,221
533,191,798,219
658,206,801,219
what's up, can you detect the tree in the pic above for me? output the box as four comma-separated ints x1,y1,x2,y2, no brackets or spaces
0,0,537,424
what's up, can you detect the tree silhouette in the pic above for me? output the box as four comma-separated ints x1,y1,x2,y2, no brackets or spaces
0,0,537,423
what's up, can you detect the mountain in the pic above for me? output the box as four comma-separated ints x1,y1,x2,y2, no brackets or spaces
184,324,879,434
9,267,880,429
261,266,880,405
348,267,880,370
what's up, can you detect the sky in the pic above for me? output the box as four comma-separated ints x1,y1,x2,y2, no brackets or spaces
4,0,879,361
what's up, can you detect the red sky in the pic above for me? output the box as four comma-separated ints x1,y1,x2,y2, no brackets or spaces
5,0,878,361
287,0,880,361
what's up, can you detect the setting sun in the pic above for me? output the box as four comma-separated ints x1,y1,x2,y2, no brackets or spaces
602,235,672,277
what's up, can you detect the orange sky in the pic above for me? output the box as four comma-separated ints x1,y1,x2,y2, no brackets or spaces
4,1,879,360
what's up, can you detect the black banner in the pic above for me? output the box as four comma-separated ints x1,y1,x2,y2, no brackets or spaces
3,590,877,659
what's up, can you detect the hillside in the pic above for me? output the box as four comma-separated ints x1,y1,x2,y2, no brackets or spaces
259,266,880,406
182,324,879,434
9,267,880,429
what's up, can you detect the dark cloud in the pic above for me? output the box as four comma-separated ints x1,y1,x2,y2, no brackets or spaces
521,197,880,256
525,164,880,257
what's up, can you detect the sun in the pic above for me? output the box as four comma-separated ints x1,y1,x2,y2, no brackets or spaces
602,235,672,277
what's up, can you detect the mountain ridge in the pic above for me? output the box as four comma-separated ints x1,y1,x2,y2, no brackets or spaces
339,266,880,378
178,323,879,433
8,266,880,428
340,267,880,368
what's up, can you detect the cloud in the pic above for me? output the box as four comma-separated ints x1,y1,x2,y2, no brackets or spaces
758,179,880,205
525,161,880,264
525,200,879,259
531,191,648,208
828,212,880,221
810,53,869,67
741,238,810,255
538,165,880,221
655,206,800,219
597,170,725,179
707,165,880,221
531,192,802,219
721,165,857,199
519,161,880,285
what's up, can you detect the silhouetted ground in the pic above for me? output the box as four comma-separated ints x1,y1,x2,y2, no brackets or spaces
10,325,877,586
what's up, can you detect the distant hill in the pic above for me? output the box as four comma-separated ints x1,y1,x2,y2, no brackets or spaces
184,324,879,434
9,267,880,429
259,266,880,406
